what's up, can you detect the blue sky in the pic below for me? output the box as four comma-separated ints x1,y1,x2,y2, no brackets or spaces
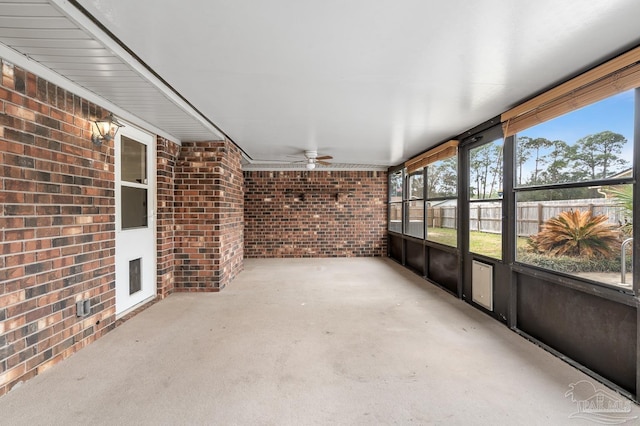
517,89,635,179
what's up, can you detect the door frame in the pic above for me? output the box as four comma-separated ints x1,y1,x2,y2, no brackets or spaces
459,124,512,323
114,123,157,317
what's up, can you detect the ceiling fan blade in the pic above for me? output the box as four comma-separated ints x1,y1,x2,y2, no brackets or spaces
317,160,332,166
316,155,333,160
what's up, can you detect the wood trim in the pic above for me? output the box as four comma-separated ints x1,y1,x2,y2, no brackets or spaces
503,62,640,136
405,140,458,173
502,45,640,123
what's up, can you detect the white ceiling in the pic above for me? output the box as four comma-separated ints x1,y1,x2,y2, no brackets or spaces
3,1,640,168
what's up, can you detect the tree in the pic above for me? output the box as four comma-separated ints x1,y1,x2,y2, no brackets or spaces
606,185,633,236
427,157,457,197
470,140,503,199
470,144,490,199
515,136,532,186
523,137,552,185
574,131,628,180
488,143,503,197
409,172,424,199
389,171,403,201
538,140,571,184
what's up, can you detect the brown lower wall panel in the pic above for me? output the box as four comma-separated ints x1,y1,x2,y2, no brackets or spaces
389,234,403,262
427,247,458,294
405,239,424,274
517,274,637,394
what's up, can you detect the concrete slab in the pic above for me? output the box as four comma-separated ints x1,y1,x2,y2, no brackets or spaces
1,258,638,425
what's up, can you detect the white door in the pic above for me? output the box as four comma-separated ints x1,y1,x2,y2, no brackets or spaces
115,125,156,316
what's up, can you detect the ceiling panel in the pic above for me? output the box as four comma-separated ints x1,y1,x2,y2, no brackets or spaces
3,38,103,49
45,62,132,71
27,55,124,64
0,0,224,143
0,28,88,38
2,3,61,17
0,16,76,28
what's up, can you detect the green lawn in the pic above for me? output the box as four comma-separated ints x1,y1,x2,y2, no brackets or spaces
426,227,458,247
426,227,529,260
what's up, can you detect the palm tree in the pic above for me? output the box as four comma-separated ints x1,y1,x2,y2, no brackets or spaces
606,185,632,236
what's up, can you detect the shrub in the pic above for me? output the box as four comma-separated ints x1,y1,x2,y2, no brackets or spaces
517,249,627,273
528,209,621,259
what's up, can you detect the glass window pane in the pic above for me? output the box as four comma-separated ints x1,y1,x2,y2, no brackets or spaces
122,187,148,229
408,171,424,200
469,139,504,200
405,201,424,238
515,90,634,187
121,136,148,184
389,170,403,202
427,157,457,198
389,203,402,233
426,200,457,247
516,185,632,288
469,201,502,259
468,136,503,259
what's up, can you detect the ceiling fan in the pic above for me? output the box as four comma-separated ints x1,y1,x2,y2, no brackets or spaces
292,150,333,170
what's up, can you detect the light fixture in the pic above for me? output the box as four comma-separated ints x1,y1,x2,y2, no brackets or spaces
306,160,316,170
92,113,124,145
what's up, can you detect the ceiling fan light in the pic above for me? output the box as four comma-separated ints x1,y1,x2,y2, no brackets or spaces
306,162,315,170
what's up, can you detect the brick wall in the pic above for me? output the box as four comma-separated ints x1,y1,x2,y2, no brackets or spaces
0,59,247,397
156,137,179,298
244,170,387,257
174,141,244,290
216,142,244,288
0,61,116,396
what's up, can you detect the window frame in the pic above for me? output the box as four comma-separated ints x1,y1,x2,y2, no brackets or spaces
467,136,505,260
403,169,425,239
511,89,637,292
388,168,404,234
425,153,458,247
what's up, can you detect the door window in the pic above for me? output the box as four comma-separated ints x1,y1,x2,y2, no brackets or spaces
121,136,148,230
468,138,504,259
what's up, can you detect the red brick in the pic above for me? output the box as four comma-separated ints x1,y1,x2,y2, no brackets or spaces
174,141,243,291
243,170,387,258
0,68,117,392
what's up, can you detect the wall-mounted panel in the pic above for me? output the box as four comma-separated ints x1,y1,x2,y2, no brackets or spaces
472,260,493,310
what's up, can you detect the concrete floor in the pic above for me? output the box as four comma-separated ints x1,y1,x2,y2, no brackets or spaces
1,258,638,425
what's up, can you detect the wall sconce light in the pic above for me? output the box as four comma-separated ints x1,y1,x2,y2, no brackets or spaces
92,113,124,145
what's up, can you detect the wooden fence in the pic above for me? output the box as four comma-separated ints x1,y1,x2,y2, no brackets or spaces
515,199,627,236
391,199,628,237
